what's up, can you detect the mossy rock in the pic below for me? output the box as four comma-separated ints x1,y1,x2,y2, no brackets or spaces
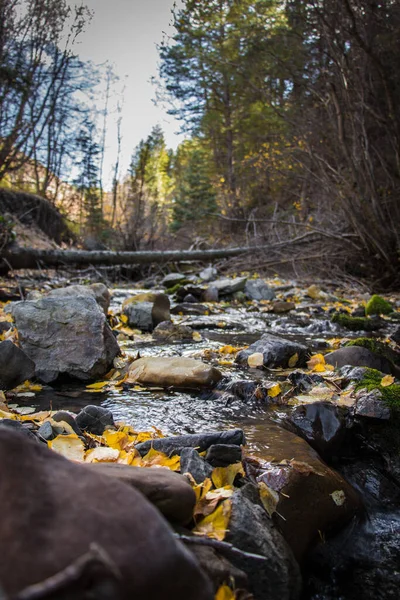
365,294,392,316
331,313,383,332
346,338,400,367
166,283,185,296
355,368,400,409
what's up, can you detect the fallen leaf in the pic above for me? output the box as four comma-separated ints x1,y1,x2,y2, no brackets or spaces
85,446,120,463
307,353,326,370
193,499,232,541
86,381,110,390
247,352,264,368
215,584,235,600
330,490,346,506
381,375,395,387
259,481,279,517
212,463,244,488
288,353,299,367
192,331,202,342
266,383,281,398
48,434,85,462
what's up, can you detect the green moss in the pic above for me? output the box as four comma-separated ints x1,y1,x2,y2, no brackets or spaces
166,283,184,295
331,312,382,332
355,368,400,408
365,294,392,316
346,338,400,366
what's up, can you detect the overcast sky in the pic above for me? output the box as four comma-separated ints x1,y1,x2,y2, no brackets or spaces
68,0,184,188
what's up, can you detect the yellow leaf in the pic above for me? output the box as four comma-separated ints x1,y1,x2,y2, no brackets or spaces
215,585,235,600
102,430,135,451
120,314,128,324
247,352,264,368
85,446,120,462
330,490,346,506
48,434,85,462
288,353,299,367
267,383,281,398
192,331,202,342
140,448,181,471
312,363,326,372
381,375,395,387
193,499,232,541
86,381,110,390
192,478,213,503
307,353,326,370
212,463,244,488
0,409,16,419
259,481,279,517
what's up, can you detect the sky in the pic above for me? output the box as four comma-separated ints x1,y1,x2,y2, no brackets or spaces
68,0,184,189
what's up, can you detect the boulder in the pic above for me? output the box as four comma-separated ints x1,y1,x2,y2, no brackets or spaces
127,357,222,390
244,421,361,561
203,286,219,302
162,273,187,288
235,334,309,369
205,444,242,467
354,388,391,420
225,485,301,600
0,429,213,600
75,405,115,435
47,283,111,315
123,293,170,332
152,321,195,342
209,277,247,296
10,296,120,383
0,340,35,390
325,346,395,374
244,279,275,301
180,447,213,484
83,462,196,525
135,428,246,457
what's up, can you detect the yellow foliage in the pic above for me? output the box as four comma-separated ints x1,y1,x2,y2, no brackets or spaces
288,352,299,367
212,463,244,488
215,585,235,600
133,447,181,471
48,434,85,462
266,383,281,398
381,375,395,387
259,481,279,517
193,499,232,541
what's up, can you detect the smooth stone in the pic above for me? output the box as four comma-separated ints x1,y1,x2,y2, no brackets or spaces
205,444,242,467
10,296,120,383
209,277,247,296
83,462,196,525
244,421,362,561
225,484,301,600
244,279,275,301
171,303,209,316
75,405,115,435
136,428,246,457
37,420,55,441
271,301,296,313
52,411,83,436
325,346,395,375
0,429,213,599
162,273,187,287
235,334,308,369
180,448,213,484
127,357,222,390
152,321,194,342
0,340,35,390
199,266,217,282
47,283,110,315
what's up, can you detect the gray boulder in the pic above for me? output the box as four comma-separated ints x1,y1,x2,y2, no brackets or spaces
136,428,246,457
0,340,35,390
162,273,187,288
245,279,275,301
235,334,309,368
45,283,110,315
123,293,170,332
180,447,213,484
209,277,247,296
10,296,120,383
225,485,301,600
325,346,397,375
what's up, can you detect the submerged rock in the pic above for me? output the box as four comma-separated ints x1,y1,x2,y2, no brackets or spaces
10,296,120,383
0,340,35,390
127,356,222,389
235,334,308,369
0,429,213,600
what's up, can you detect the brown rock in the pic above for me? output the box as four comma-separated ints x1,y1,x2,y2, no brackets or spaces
244,421,362,561
0,429,213,600
83,462,196,525
127,357,222,389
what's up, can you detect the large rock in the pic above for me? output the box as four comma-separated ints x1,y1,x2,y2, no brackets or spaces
245,279,275,301
0,429,212,600
46,283,111,315
135,428,246,457
325,346,396,375
209,277,247,296
235,334,309,369
83,462,196,525
244,421,361,561
0,340,35,390
10,296,120,383
225,485,301,600
127,357,222,390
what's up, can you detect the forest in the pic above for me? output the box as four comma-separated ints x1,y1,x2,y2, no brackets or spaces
0,0,399,283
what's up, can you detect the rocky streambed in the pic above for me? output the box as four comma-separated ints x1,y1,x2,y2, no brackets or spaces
0,272,399,599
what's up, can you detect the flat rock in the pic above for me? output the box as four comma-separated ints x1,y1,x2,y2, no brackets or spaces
127,357,222,389
209,277,247,296
0,340,35,390
244,421,361,561
135,428,246,457
0,429,212,599
83,462,196,525
10,296,120,383
235,334,308,369
244,279,276,301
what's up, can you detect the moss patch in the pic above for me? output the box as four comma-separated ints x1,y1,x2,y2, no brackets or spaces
331,313,383,332
355,368,400,408
365,294,392,316
346,338,400,367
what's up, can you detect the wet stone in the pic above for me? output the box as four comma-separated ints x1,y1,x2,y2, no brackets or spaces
235,333,309,369
135,428,246,457
162,273,187,288
205,444,242,467
0,418,38,441
180,447,213,484
0,340,35,390
354,389,391,420
37,420,55,441
325,346,395,375
288,371,324,393
75,405,115,435
152,321,194,342
52,411,83,436
244,279,275,301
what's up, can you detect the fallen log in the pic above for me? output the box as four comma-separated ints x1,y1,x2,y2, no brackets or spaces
1,245,264,270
